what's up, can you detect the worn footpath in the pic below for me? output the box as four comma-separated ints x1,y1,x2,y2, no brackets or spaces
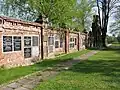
0,51,98,90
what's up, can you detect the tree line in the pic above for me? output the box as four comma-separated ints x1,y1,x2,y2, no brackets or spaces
0,0,120,48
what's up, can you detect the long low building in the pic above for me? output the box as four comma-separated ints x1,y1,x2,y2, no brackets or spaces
0,16,86,68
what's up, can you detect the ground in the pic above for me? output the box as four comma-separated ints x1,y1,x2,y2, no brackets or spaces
0,44,120,90
0,50,90,85
34,45,120,90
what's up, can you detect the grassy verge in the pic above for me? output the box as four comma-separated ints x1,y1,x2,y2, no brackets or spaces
0,50,90,85
112,43,120,47
35,47,120,90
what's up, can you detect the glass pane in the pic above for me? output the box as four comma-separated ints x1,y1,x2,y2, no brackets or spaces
55,41,59,48
24,36,31,47
60,39,63,48
14,36,21,51
49,46,53,53
48,37,54,45
24,48,31,58
3,36,12,52
32,36,38,46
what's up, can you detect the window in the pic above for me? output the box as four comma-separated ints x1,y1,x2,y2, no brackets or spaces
49,46,54,53
55,35,60,48
48,37,54,45
69,37,75,48
70,43,74,48
60,38,63,48
55,41,59,48
3,36,12,52
48,36,54,53
24,48,31,58
3,36,22,52
32,36,38,46
14,36,21,51
24,37,31,47
24,36,32,58
70,38,74,42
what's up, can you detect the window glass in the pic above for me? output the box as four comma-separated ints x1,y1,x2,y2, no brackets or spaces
70,38,73,42
48,37,54,45
49,46,53,53
55,41,59,48
60,38,63,48
32,36,38,46
69,37,75,48
24,48,31,58
3,36,12,52
70,43,74,48
24,37,31,47
14,36,21,51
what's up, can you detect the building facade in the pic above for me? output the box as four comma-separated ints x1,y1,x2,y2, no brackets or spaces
0,16,86,68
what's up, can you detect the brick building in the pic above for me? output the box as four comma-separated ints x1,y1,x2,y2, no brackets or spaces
0,16,86,68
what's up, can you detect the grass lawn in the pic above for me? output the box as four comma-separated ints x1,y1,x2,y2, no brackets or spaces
112,43,120,47
35,47,120,90
0,50,90,85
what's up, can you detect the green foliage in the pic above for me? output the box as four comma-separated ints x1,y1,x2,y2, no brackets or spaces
71,0,95,31
109,4,120,35
106,35,118,44
117,33,120,43
3,0,95,31
5,0,76,27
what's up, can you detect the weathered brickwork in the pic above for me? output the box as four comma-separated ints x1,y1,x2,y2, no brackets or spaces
0,16,86,68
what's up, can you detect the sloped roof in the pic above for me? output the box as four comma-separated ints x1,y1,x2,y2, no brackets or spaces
0,16,42,27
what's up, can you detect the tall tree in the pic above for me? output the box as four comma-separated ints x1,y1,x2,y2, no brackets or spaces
71,0,95,31
96,0,119,47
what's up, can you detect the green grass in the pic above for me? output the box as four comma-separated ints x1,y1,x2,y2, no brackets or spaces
35,47,120,90
0,50,90,85
112,43,120,47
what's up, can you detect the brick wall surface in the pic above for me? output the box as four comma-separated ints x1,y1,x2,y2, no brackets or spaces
0,16,86,68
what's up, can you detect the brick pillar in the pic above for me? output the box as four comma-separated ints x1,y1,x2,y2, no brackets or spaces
78,32,80,51
41,27,44,59
65,30,69,53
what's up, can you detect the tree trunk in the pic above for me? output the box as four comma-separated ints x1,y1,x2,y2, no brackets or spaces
102,28,107,47
102,34,106,47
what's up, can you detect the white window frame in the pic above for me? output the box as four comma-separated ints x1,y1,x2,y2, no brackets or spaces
2,35,22,53
69,37,75,48
48,35,54,53
55,34,60,48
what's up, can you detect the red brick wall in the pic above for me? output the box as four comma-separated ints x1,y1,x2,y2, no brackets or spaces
0,16,87,68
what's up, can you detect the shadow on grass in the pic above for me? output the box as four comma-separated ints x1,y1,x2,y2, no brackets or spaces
35,58,72,69
70,59,120,74
88,45,120,54
69,47,120,85
69,59,120,84
34,50,90,69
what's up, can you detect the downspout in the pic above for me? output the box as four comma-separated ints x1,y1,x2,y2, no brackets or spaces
77,32,80,51
41,26,44,59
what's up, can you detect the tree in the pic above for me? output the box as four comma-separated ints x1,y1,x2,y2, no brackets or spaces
71,0,95,31
110,6,120,35
96,0,119,47
117,33,120,43
4,0,76,28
